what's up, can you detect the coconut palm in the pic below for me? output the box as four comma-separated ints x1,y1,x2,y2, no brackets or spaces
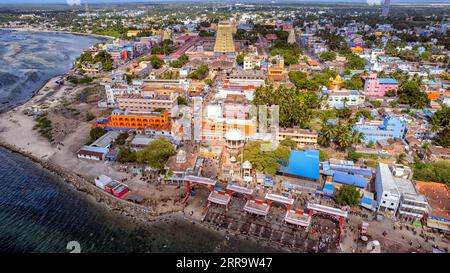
318,123,337,147
350,131,364,147
336,129,351,149
396,153,408,165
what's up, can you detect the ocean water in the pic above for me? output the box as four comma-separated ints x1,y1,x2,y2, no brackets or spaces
0,29,103,112
0,147,279,253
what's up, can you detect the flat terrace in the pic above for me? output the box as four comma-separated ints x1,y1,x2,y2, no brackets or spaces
285,210,311,227
208,191,231,206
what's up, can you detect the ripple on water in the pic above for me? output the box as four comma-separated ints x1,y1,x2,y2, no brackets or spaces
0,148,279,253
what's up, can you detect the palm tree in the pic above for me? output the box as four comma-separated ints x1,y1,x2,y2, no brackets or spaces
336,127,351,150
396,153,408,165
350,131,364,147
318,124,338,147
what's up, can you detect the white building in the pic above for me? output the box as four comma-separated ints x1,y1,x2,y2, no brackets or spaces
243,55,261,70
375,163,429,220
105,80,142,106
321,89,365,109
375,163,401,212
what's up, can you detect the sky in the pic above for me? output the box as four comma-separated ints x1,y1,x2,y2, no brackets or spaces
0,0,447,5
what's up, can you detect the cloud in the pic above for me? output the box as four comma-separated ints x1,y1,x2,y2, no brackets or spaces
66,0,81,6
367,0,382,6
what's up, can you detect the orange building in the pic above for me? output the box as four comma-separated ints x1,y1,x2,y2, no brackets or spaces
97,110,170,131
427,91,450,101
268,66,285,81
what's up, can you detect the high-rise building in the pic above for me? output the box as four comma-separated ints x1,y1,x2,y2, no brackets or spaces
214,22,235,54
382,0,390,17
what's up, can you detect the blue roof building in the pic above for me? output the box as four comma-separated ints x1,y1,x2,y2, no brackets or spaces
278,150,320,181
378,78,399,85
353,116,407,144
332,172,369,188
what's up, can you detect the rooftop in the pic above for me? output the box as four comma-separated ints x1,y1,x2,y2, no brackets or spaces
278,150,320,180
91,131,120,148
378,78,399,84
416,182,450,221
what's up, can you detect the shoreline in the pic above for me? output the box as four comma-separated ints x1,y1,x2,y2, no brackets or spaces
0,75,58,115
0,143,282,252
0,142,169,223
0,27,116,40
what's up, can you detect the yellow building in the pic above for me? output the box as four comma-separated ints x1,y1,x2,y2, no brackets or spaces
351,46,364,54
214,22,236,53
127,30,141,37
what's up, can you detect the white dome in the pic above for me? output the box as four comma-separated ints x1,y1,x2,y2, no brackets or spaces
242,160,252,169
230,156,237,163
225,129,244,141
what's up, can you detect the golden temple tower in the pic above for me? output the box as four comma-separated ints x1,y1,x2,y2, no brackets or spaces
214,22,235,54
162,29,171,41
287,28,296,45
329,75,343,90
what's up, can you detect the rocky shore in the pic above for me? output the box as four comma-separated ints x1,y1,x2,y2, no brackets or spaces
0,142,180,223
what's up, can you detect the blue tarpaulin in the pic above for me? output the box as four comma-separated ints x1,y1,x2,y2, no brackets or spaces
361,197,373,205
278,150,320,180
333,172,368,188
323,183,335,193
330,166,373,177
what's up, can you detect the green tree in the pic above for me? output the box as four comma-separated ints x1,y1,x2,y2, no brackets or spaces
169,54,189,68
204,79,213,86
79,51,93,64
87,127,105,144
319,149,328,161
397,81,429,109
396,153,408,165
93,51,113,71
177,96,189,106
350,131,364,146
243,141,291,175
136,138,176,169
320,51,337,61
430,106,450,132
116,147,137,163
188,64,209,80
236,54,245,65
280,138,297,150
435,127,450,148
343,74,363,90
253,85,318,128
334,185,362,206
150,55,164,69
413,157,450,186
345,53,366,70
318,124,338,147
115,132,129,145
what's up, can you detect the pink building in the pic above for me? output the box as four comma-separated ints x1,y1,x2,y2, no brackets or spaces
364,73,399,97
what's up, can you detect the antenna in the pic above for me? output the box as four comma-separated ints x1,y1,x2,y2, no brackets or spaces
84,0,90,18
382,0,390,17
